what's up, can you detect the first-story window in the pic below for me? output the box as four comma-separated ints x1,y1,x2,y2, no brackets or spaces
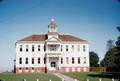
26,58,28,64
19,57,22,64
84,57,86,64
32,58,34,64
38,57,40,64
78,57,80,64
72,57,74,64
44,57,46,64
61,58,63,64
66,57,69,64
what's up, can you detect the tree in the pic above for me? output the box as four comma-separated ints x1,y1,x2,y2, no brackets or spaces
114,27,120,67
89,51,99,67
106,39,114,51
0,0,3,2
100,48,117,67
117,26,120,31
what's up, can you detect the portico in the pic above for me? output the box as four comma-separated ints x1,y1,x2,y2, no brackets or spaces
45,53,61,71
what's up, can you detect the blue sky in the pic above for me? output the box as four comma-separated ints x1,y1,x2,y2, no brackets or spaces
0,0,120,71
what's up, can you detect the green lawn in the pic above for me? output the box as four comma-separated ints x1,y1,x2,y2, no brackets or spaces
0,73,61,81
63,72,119,81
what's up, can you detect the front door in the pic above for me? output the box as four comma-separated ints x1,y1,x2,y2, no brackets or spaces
50,62,56,71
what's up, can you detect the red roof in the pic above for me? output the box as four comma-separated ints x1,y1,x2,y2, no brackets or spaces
18,34,87,42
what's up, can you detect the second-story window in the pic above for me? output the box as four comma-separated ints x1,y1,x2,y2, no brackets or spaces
44,45,46,52
26,45,28,52
83,45,86,52
38,45,40,51
66,45,68,51
78,45,80,52
32,45,34,52
72,45,74,52
20,45,22,52
61,45,63,51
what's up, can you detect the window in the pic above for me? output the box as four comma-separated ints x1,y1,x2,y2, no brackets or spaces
26,45,28,52
83,45,86,52
26,67,28,70
38,57,40,64
44,45,46,52
32,67,34,70
72,57,74,64
38,45,40,51
66,57,69,64
32,45,34,52
51,62,56,67
83,57,86,64
72,45,74,52
19,57,22,64
78,57,80,64
66,45,68,51
32,58,34,64
50,45,56,51
61,58,63,64
19,68,22,70
20,45,22,52
61,45,63,51
26,58,28,64
44,57,46,64
78,45,80,52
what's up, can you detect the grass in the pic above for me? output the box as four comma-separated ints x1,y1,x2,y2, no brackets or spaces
63,72,119,81
0,73,61,81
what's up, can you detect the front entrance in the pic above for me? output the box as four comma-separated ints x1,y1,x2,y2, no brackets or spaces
50,62,56,71
48,57,59,71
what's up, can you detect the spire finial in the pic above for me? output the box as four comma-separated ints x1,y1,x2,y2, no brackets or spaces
51,18,55,22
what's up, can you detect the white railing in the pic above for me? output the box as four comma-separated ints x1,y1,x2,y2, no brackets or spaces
0,78,116,81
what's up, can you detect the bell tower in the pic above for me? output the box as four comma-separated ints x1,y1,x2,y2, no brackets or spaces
48,18,57,33
48,18,59,39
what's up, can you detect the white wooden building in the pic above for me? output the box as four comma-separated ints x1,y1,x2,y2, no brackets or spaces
15,19,89,73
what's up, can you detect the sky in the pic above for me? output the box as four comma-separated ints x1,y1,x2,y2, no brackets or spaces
0,0,120,71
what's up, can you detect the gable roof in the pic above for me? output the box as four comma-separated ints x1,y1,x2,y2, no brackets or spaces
17,34,87,43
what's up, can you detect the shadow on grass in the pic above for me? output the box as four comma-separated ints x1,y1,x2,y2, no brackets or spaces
87,72,120,80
